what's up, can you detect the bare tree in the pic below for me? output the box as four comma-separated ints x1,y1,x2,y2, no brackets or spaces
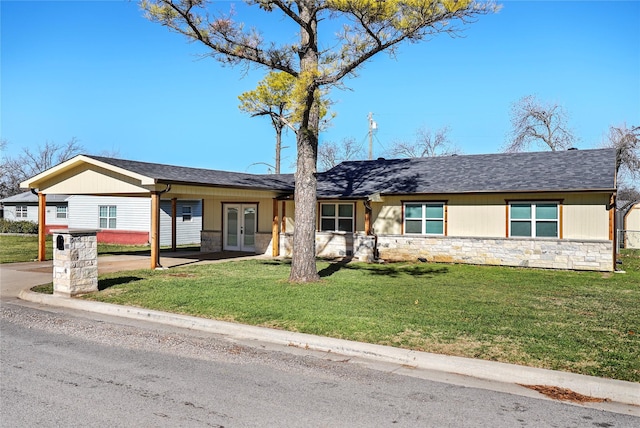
602,124,640,210
605,124,640,182
0,138,84,198
142,0,498,282
318,137,364,171
504,95,576,152
388,126,459,158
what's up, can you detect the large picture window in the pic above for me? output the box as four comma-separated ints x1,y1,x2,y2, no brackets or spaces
320,203,354,232
510,202,558,238
404,202,445,235
99,205,117,229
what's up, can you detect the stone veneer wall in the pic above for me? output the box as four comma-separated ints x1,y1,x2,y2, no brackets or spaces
201,230,222,252
279,233,614,272
280,232,375,262
377,235,614,272
201,230,272,254
53,230,98,297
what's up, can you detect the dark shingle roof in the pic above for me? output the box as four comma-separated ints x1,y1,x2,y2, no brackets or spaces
87,155,295,192
317,148,616,198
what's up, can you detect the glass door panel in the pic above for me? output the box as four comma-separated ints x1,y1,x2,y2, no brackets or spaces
226,207,239,248
243,207,256,248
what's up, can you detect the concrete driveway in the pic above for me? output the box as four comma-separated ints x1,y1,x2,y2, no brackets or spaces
0,251,263,299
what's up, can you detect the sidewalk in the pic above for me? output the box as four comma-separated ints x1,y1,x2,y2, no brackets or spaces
3,255,639,414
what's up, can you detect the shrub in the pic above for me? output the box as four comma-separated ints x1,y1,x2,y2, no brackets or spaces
0,219,38,234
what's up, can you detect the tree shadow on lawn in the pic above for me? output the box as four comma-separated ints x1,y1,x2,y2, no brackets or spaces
259,259,450,279
98,276,145,291
318,258,450,278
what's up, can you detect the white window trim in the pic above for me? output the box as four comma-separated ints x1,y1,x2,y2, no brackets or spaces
99,205,117,229
319,202,355,233
403,202,445,236
509,201,559,238
16,205,28,218
56,205,68,219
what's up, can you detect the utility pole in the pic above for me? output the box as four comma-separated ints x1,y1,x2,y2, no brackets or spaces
368,112,377,160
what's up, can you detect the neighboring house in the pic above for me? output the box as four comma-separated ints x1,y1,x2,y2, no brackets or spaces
0,191,201,246
67,195,202,246
21,148,618,271
0,191,69,233
622,202,640,249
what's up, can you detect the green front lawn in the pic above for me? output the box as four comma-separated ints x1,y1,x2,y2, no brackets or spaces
76,250,640,383
0,234,197,263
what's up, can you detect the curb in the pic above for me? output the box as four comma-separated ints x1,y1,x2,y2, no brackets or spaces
19,289,640,407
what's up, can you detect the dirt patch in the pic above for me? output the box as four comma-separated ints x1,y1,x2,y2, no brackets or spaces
520,384,608,403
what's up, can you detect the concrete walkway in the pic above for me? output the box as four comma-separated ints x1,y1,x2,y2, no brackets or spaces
2,254,638,414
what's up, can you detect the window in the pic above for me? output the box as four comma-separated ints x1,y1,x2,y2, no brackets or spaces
404,202,445,235
16,206,28,218
56,206,67,219
509,202,558,238
182,206,192,222
99,205,117,229
320,203,354,232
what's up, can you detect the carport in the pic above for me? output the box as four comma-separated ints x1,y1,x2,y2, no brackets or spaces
21,155,294,269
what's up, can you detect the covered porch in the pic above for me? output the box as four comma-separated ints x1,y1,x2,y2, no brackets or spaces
21,155,295,270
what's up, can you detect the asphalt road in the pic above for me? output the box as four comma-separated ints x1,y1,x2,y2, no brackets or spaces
2,302,638,428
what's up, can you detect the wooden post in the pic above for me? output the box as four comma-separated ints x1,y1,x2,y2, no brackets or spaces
272,199,279,257
171,197,177,252
364,205,371,235
38,192,46,261
150,192,161,269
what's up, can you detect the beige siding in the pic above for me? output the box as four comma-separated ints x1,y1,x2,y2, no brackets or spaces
166,184,281,199
562,194,610,240
447,194,506,237
625,203,640,230
372,199,402,234
625,203,640,249
283,201,295,232
201,196,277,234
38,164,150,195
370,192,611,241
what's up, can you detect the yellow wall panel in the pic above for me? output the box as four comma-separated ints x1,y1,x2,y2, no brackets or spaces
40,164,149,195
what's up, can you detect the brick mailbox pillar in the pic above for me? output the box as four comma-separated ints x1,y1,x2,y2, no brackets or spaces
52,229,99,297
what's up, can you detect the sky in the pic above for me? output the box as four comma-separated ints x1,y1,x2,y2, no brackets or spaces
1,0,639,175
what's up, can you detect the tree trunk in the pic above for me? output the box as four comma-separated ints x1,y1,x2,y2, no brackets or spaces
289,3,320,283
275,127,282,175
289,130,320,282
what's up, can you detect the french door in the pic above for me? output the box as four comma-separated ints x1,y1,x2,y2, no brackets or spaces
223,204,257,252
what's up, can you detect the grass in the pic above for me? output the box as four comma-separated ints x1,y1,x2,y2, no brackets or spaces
0,234,198,263
72,250,640,383
0,235,53,263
